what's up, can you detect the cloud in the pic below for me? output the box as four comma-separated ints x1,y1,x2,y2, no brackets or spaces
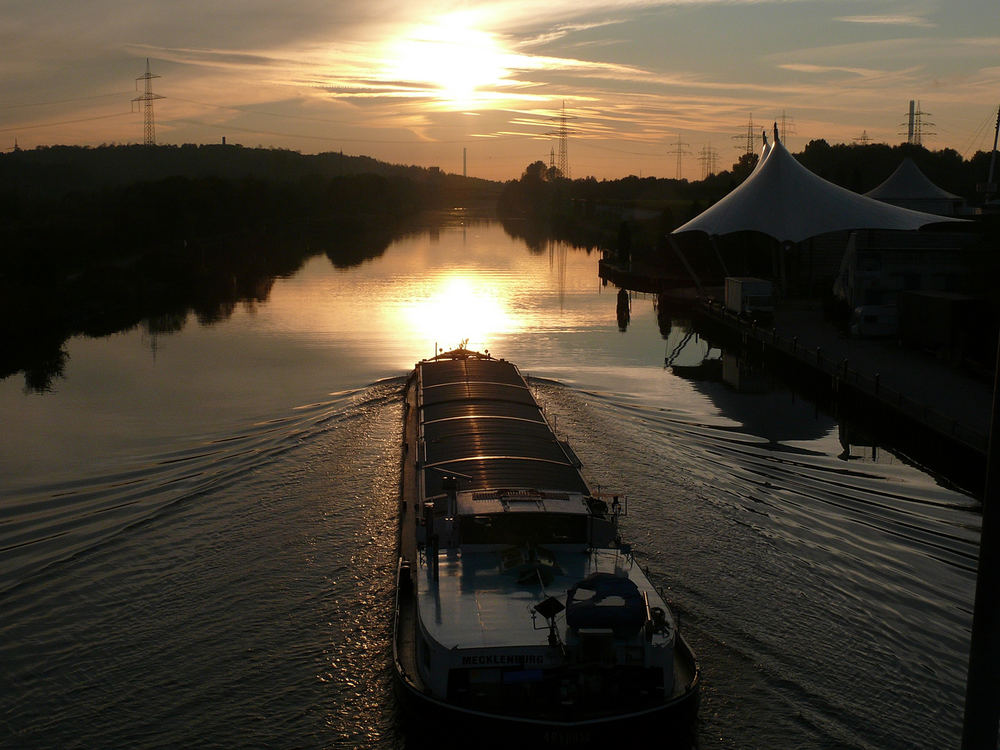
835,14,936,28
125,45,293,71
515,18,630,48
777,62,924,88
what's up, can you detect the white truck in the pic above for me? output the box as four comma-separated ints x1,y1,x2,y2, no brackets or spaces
724,277,774,323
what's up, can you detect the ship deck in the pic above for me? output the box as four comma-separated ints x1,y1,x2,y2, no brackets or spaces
415,354,588,499
416,546,673,649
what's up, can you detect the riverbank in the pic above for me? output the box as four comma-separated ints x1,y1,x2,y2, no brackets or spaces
694,297,991,493
770,302,991,441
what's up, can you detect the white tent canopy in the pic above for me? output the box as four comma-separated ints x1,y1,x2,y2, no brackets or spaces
673,126,963,243
865,157,963,214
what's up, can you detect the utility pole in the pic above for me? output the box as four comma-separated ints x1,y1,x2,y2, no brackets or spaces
900,99,935,146
557,101,570,179
545,102,574,178
981,105,1000,204
853,130,873,146
778,110,795,150
667,133,691,180
698,143,718,179
132,58,164,146
732,113,755,157
913,101,935,145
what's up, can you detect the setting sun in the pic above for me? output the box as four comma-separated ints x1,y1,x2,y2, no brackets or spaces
383,15,514,109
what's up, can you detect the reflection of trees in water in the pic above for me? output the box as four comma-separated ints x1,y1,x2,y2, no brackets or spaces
323,221,396,269
19,341,69,395
1,220,412,393
499,217,601,257
144,310,188,336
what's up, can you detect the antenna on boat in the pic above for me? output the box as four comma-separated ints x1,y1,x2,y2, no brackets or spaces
532,596,565,648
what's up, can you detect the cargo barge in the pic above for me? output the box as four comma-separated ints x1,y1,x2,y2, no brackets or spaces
393,349,699,747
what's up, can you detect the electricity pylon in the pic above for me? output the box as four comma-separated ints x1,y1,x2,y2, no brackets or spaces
132,58,164,146
667,133,691,180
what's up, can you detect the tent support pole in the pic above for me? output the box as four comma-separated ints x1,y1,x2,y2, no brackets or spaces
667,235,703,297
710,236,729,277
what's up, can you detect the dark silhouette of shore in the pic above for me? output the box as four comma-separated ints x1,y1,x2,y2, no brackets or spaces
0,144,500,391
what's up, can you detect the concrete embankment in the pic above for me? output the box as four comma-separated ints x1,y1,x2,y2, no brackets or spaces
695,300,992,494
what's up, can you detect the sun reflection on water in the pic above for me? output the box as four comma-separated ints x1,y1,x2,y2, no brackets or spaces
401,274,517,353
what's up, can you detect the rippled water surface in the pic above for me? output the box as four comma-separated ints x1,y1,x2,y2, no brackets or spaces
0,218,979,748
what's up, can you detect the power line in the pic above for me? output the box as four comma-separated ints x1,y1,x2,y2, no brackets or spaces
167,117,542,145
0,111,132,134
960,107,999,159
170,95,365,127
571,139,669,158
0,92,132,111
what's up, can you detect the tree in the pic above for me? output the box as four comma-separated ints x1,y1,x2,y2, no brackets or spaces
730,152,759,182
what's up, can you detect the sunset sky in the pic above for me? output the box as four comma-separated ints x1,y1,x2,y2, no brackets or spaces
2,0,997,181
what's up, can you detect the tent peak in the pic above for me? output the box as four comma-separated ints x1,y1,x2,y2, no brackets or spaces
672,127,966,242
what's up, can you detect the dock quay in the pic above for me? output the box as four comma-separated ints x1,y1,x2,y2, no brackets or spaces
694,299,992,493
598,259,691,294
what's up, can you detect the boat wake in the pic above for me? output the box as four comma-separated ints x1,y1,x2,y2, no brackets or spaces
0,379,405,596
0,373,978,749
528,378,978,750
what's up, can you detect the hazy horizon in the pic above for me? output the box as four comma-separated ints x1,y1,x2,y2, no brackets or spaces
2,0,997,181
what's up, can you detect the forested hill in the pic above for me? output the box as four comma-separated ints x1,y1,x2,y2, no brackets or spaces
0,144,499,389
0,143,497,200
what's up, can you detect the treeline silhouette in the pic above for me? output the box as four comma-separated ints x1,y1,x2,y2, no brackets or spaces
0,142,497,200
0,144,499,391
498,141,995,248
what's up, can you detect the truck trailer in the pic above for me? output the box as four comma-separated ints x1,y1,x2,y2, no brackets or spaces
724,277,774,323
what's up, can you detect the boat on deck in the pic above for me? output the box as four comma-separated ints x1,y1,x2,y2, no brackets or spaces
393,349,699,747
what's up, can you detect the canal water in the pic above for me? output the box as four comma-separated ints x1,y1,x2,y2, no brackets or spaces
0,216,979,748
